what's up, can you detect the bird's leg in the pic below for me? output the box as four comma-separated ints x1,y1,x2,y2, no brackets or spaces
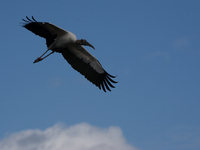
33,50,54,63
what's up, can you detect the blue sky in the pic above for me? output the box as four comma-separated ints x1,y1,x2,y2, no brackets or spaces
0,0,200,150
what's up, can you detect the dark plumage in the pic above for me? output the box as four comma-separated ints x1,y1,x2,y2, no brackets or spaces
22,16,117,92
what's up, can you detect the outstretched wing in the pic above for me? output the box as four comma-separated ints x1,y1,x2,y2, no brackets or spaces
61,43,117,92
22,16,67,47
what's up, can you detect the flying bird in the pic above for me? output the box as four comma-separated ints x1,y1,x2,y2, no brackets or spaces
22,16,117,92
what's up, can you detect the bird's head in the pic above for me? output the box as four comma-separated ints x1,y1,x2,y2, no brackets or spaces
75,39,95,50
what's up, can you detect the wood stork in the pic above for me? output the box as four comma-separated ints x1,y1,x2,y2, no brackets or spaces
22,16,117,92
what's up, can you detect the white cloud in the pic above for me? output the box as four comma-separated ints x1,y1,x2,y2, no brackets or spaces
144,51,171,61
166,125,200,149
172,36,195,51
0,123,138,150
48,76,64,88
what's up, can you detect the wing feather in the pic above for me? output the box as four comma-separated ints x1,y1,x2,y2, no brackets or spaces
61,44,117,92
22,16,67,47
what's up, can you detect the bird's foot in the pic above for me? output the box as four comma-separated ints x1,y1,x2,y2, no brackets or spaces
33,57,43,63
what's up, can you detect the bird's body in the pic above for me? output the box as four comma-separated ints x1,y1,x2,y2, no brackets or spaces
50,31,77,50
22,16,117,92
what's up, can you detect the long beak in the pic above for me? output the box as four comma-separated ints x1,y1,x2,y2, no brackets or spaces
76,39,95,50
85,41,95,50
